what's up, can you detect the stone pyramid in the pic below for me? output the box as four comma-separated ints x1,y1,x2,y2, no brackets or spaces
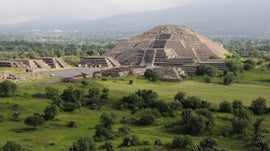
103,25,228,67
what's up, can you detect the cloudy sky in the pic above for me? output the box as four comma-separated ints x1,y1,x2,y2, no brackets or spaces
0,0,193,25
0,0,263,25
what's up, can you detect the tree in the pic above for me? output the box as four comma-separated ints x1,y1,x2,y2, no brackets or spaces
249,97,267,115
187,115,207,134
0,80,17,97
120,134,140,147
219,101,232,113
100,141,114,151
225,59,243,74
197,136,218,150
61,86,84,103
223,74,233,85
144,69,159,82
100,112,116,129
24,115,45,129
232,100,243,110
196,64,219,77
93,112,116,141
181,109,193,123
43,105,58,120
252,119,270,151
232,118,249,134
243,59,256,70
137,113,156,125
171,135,194,150
93,124,115,142
88,88,100,98
45,87,59,99
174,91,186,102
70,137,95,151
2,141,23,151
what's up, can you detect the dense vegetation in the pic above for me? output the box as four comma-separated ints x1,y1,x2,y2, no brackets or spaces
0,65,270,150
0,40,115,62
0,38,270,150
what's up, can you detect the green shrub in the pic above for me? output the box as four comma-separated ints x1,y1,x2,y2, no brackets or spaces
219,101,232,113
70,137,95,151
120,134,141,147
171,135,194,150
249,97,267,115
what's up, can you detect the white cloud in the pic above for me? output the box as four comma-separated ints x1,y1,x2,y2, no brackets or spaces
0,0,190,24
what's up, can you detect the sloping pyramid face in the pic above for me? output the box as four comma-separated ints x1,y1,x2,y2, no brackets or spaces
103,25,228,66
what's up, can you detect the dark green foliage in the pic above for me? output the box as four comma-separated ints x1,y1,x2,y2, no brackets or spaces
119,89,159,110
0,115,4,122
233,108,251,120
94,112,116,141
174,91,186,102
187,115,207,134
171,135,194,150
243,59,256,70
137,113,156,125
93,124,115,142
67,121,78,128
231,118,249,134
0,80,17,97
70,137,95,151
144,69,160,82
88,88,100,98
252,119,270,151
101,141,114,151
225,59,243,74
196,64,219,77
176,95,211,110
219,101,232,113
117,126,131,136
100,112,116,129
181,109,193,123
129,80,133,85
101,88,109,99
204,75,211,83
1,141,23,151
43,105,58,120
135,89,158,103
120,94,143,110
195,109,214,129
120,134,140,147
154,139,162,146
223,74,233,85
62,102,79,112
249,97,267,115
210,55,220,59
197,136,218,150
24,115,45,129
232,100,243,110
81,79,89,86
61,86,84,103
183,96,204,109
45,87,59,99
153,101,174,117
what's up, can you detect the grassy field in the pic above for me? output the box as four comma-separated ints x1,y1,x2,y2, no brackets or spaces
0,74,270,150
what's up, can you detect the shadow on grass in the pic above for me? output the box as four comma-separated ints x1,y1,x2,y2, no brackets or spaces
258,79,270,83
10,127,35,133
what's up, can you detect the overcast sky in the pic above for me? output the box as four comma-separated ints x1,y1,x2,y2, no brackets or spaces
0,0,191,25
0,0,262,25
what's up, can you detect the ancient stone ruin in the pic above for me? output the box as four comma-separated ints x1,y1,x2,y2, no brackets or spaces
0,57,68,82
79,57,120,68
103,25,228,70
0,57,68,70
81,25,228,81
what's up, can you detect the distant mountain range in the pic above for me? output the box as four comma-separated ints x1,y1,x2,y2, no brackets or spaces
1,1,270,39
